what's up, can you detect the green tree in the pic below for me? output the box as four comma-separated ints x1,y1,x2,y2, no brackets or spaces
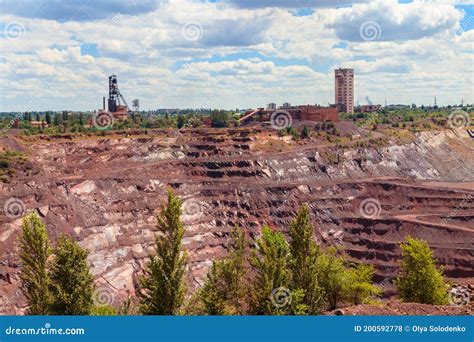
316,247,349,310
18,213,51,315
210,110,230,128
48,235,95,315
139,190,187,315
289,206,324,314
45,112,52,125
345,264,381,305
301,125,310,139
53,113,62,126
177,115,185,129
24,112,32,121
199,227,247,315
249,226,291,315
396,237,448,304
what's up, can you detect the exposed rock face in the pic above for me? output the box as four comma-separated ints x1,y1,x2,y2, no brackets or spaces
0,128,473,314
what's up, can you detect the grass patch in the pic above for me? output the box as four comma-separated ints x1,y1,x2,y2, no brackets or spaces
0,150,27,182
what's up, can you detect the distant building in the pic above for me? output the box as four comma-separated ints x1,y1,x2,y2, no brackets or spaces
281,102,291,109
335,68,354,114
111,105,128,121
294,105,339,122
388,104,410,110
357,104,381,113
238,105,339,125
30,121,48,128
267,103,277,110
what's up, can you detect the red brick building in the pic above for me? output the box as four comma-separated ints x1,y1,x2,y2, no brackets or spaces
293,105,339,122
239,105,339,125
357,104,381,113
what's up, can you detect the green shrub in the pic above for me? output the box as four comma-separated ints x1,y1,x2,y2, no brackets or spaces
91,305,116,316
301,125,310,139
396,237,448,304
316,248,381,309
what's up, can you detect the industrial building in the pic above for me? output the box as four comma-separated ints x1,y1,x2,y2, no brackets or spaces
335,68,354,114
238,104,339,125
97,75,130,121
239,68,352,125
357,104,381,113
238,68,360,125
99,69,351,127
267,103,277,110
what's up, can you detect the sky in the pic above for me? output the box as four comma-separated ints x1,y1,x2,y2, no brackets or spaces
0,0,473,111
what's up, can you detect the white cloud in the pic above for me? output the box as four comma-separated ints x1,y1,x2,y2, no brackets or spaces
325,0,463,41
0,0,472,111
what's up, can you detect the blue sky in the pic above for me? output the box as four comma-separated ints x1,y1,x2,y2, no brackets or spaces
0,0,473,111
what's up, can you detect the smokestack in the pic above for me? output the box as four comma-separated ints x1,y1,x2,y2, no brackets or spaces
103,97,106,110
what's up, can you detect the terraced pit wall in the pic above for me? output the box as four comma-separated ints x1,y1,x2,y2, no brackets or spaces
0,128,472,313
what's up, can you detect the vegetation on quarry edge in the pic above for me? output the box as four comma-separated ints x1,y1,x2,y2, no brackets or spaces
2,106,472,137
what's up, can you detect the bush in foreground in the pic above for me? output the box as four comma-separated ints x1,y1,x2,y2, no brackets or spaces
396,237,448,305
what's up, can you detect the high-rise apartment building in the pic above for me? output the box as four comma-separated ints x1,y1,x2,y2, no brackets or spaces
335,68,354,114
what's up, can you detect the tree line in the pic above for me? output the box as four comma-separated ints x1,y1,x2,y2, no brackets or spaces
18,190,449,315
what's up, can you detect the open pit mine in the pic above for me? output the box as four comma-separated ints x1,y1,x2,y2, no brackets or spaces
0,126,473,314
